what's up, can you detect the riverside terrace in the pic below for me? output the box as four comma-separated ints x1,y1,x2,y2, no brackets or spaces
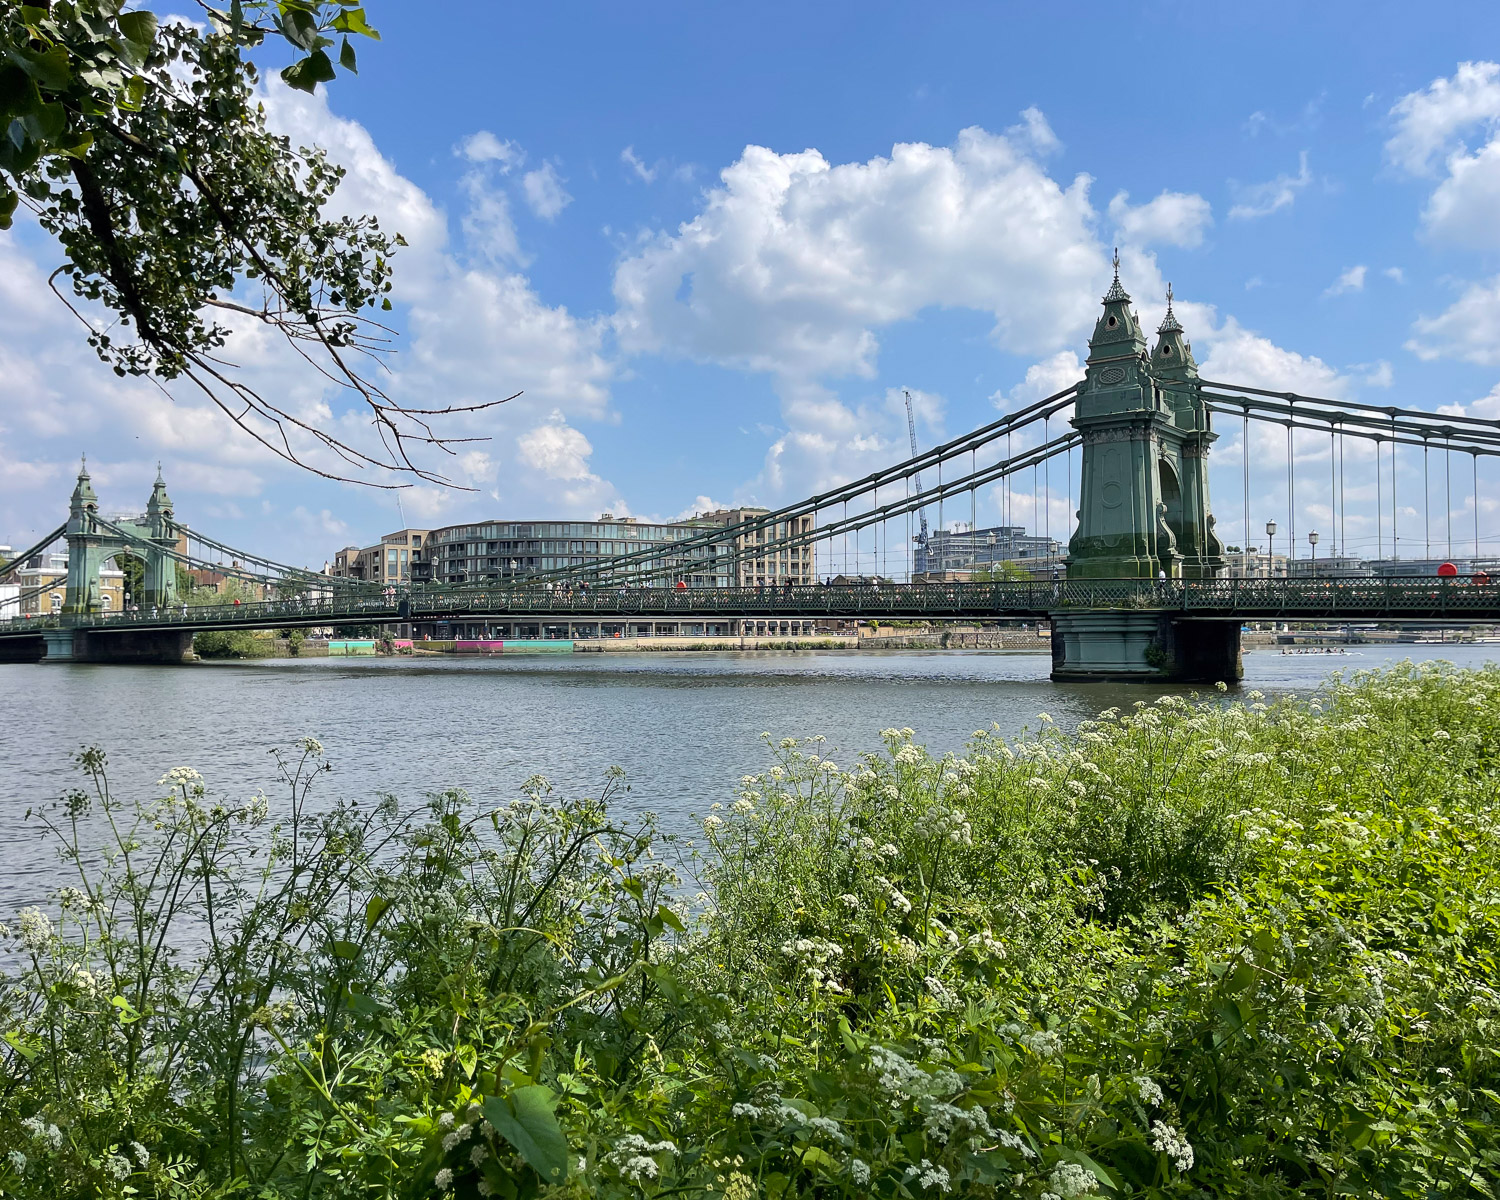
6,577,1500,679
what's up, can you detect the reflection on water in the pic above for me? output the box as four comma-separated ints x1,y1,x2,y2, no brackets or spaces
2,643,1496,908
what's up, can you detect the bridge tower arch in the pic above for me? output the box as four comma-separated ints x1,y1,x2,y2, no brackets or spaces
62,458,180,615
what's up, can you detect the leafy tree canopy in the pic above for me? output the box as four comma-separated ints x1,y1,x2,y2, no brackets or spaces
0,2,508,486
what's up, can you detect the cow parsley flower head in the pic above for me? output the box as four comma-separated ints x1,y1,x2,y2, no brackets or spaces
905,1159,951,1192
435,1167,454,1191
1134,1075,1164,1107
1048,1161,1099,1197
848,1158,871,1185
16,908,52,950
1151,1120,1194,1172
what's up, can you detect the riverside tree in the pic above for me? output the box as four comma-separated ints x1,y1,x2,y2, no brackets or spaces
0,1,509,487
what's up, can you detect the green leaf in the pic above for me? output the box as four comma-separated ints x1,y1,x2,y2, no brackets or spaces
280,50,336,93
117,10,158,47
11,47,72,92
365,895,390,931
332,8,381,38
338,37,357,74
483,1087,569,1184
331,938,361,960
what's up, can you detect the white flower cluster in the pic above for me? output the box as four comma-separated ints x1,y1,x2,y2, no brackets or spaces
16,908,52,951
1019,1029,1063,1059
780,936,844,990
20,1116,63,1150
874,876,912,914
1044,1160,1100,1198
923,975,961,1010
904,1158,951,1192
868,1047,961,1101
1133,1075,1163,1107
1150,1120,1194,1172
923,1101,993,1149
157,766,205,791
603,1134,678,1183
927,804,972,846
848,1158,871,1185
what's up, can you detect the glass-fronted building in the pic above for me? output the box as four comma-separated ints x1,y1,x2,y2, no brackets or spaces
425,514,731,587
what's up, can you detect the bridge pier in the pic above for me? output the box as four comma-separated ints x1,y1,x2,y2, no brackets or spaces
1049,613,1241,684
40,629,198,664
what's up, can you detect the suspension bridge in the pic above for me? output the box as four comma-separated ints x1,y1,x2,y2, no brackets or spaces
6,268,1500,680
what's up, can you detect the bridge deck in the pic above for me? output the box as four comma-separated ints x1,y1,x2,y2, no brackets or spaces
5,578,1500,638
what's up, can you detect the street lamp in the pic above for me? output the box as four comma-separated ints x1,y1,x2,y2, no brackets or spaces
1265,520,1277,578
1308,530,1319,579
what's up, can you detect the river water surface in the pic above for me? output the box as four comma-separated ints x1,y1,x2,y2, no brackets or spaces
3,644,1497,911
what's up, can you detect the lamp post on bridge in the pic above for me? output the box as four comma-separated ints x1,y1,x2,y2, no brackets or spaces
1309,530,1319,579
1265,520,1277,579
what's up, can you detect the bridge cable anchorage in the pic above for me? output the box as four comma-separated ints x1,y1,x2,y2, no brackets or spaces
513,384,1082,592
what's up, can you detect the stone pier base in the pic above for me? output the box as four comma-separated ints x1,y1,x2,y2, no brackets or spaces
1050,612,1241,684
40,628,198,664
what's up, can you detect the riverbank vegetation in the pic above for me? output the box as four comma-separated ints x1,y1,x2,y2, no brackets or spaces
2,663,1497,1197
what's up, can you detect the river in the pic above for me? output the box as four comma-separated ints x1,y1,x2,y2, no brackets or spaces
2,643,1497,911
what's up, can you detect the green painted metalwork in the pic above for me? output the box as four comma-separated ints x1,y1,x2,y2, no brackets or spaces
1067,269,1225,580
8,578,1500,639
62,458,179,615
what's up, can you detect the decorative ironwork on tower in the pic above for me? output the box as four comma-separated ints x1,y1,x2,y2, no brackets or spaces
1066,275,1224,579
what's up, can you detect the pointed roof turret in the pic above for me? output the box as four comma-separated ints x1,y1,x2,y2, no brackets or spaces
1087,248,1147,362
70,454,98,510
147,462,173,516
1103,247,1130,303
1153,282,1198,377
1158,282,1182,333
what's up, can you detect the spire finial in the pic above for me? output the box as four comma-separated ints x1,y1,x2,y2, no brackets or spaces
1158,281,1184,334
1112,246,1120,282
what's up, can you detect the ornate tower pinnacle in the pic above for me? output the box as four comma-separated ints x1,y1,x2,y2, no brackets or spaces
1103,247,1130,303
1158,283,1182,334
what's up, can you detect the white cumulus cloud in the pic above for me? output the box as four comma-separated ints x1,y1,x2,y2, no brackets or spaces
1406,275,1500,365
522,161,573,221
1107,190,1212,247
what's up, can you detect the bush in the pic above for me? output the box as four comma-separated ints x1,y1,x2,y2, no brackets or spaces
192,629,264,658
2,664,1497,1198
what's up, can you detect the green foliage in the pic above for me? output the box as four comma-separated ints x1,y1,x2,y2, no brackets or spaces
0,3,502,484
111,551,144,602
192,628,268,657
3,665,1499,1197
973,560,1032,582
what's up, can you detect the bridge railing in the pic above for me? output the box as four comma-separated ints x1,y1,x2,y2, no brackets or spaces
5,576,1500,636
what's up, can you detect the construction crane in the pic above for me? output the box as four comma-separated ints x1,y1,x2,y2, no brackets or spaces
903,389,931,566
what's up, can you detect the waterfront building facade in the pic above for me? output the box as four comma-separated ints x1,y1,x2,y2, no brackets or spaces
11,550,125,616
331,528,430,585
423,514,730,586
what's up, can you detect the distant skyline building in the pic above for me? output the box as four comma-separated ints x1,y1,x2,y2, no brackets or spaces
913,524,1062,576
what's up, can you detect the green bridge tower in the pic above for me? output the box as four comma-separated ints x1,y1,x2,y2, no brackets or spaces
1051,264,1239,681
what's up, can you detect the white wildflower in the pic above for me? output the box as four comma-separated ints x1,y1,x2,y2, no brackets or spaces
1133,1075,1163,1107
437,1112,455,1129
1048,1161,1099,1197
604,1134,677,1183
7,1151,25,1175
105,1155,132,1181
131,1142,149,1167
905,1158,951,1192
849,1158,871,1185
157,766,204,790
1020,1029,1063,1059
1150,1120,1194,1172
470,1145,488,1166
435,1167,454,1190
16,908,52,950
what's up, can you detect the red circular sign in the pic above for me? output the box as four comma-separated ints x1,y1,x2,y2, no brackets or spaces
1437,562,1458,577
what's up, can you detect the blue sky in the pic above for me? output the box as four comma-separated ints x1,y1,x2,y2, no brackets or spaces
5,1,1500,568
